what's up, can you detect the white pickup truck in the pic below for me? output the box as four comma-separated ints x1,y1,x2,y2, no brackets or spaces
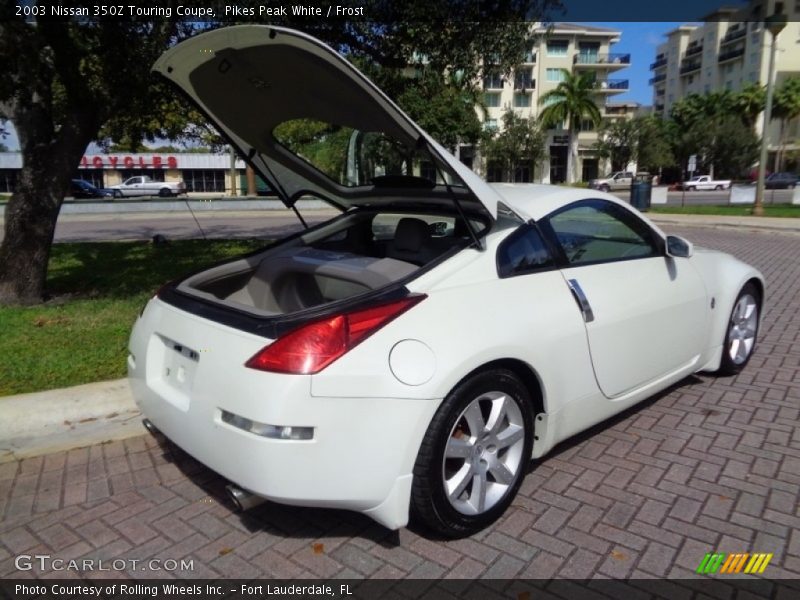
109,176,187,198
680,175,731,191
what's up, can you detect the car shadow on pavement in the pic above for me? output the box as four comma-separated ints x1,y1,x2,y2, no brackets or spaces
145,429,401,546
528,373,705,471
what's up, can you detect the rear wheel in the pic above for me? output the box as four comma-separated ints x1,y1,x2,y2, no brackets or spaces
411,369,533,538
717,282,760,375
159,187,172,198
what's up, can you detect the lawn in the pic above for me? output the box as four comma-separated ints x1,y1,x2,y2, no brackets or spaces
0,239,264,396
650,203,800,218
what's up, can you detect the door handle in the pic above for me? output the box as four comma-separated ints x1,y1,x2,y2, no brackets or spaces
567,279,594,323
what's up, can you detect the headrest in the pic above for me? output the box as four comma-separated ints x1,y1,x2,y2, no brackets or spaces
393,218,430,252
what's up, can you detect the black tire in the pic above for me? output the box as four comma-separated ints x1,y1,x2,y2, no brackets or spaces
411,369,534,538
715,185,722,190
113,190,122,199
600,184,610,193
159,187,172,198
717,282,761,376
688,186,696,191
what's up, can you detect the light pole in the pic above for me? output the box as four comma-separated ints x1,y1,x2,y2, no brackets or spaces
753,13,787,216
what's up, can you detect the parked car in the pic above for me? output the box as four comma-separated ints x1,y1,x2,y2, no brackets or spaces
129,25,765,538
69,179,112,199
764,172,798,189
108,175,186,198
588,171,633,192
679,175,731,191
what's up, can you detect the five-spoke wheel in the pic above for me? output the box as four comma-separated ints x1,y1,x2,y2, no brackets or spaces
718,282,760,374
411,369,533,537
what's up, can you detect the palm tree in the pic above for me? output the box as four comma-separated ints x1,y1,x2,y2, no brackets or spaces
734,83,766,128
538,70,602,184
772,77,800,171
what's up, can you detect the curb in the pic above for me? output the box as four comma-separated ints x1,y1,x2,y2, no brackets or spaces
0,379,145,463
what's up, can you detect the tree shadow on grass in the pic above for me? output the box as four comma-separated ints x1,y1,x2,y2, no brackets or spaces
45,239,265,300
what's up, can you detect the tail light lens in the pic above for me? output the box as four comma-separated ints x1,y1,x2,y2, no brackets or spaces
245,295,426,374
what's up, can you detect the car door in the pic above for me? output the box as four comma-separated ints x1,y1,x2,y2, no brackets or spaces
539,199,709,398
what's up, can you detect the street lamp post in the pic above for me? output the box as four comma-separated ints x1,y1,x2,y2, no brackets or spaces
753,13,787,216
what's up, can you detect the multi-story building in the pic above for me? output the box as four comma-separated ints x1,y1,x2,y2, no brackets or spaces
650,0,800,161
473,23,633,184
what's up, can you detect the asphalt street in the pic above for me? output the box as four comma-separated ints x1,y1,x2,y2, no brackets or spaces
1,224,799,581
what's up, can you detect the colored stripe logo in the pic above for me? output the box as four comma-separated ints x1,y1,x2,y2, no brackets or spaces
697,552,773,574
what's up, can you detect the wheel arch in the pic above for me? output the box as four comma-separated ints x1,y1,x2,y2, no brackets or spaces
451,357,546,418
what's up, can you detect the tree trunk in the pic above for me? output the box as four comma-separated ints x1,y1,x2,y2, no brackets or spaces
246,164,257,196
567,129,579,184
0,113,95,305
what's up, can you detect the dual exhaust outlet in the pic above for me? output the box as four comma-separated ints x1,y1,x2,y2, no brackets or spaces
141,419,266,512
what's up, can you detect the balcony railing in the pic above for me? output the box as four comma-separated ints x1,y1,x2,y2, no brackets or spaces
593,79,628,91
718,47,745,63
514,79,535,91
685,44,703,57
521,51,537,63
573,53,631,65
720,27,747,46
679,60,701,75
649,73,667,85
649,57,668,70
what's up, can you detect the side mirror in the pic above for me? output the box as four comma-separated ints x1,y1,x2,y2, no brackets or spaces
665,235,693,258
428,221,449,237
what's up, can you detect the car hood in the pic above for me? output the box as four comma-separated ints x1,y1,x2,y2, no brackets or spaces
153,25,500,220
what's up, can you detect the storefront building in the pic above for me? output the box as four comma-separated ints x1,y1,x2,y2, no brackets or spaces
0,152,252,194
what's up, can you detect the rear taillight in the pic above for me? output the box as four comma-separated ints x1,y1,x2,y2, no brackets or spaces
245,295,426,374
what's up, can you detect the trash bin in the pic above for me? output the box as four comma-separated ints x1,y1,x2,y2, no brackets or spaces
630,174,652,211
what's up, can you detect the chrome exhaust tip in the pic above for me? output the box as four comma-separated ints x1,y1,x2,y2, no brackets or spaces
142,419,158,434
225,484,266,512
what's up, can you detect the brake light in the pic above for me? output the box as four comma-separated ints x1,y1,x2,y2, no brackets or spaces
245,295,426,374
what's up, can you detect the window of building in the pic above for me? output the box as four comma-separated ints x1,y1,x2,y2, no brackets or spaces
74,169,105,189
182,169,226,193
546,40,569,57
751,51,760,63
578,43,600,62
484,93,501,108
578,119,595,132
513,93,531,108
118,169,165,183
688,75,695,84
483,71,503,90
546,68,566,82
486,161,503,182
484,118,498,132
514,68,533,90
513,163,532,183
725,80,733,90
0,169,17,193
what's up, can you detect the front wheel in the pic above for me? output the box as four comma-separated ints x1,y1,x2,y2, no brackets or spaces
113,190,122,199
717,282,760,375
688,186,696,191
411,369,533,538
600,184,610,193
715,185,723,190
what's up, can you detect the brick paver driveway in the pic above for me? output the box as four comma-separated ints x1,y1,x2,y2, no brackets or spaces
1,226,798,580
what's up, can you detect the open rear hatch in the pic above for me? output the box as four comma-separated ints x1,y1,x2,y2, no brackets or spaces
152,25,500,332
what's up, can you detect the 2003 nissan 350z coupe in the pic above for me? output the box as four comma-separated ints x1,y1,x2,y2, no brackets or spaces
129,25,764,537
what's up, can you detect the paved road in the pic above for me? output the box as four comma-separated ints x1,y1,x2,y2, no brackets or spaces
1,225,799,580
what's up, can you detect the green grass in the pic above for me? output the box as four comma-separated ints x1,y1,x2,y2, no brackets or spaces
650,203,800,218
0,239,264,396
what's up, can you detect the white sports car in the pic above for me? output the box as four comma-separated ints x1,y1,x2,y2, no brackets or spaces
128,26,764,537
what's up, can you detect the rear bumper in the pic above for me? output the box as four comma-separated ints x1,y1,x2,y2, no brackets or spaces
128,298,437,529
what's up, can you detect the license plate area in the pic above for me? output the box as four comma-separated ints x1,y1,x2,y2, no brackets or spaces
146,335,200,411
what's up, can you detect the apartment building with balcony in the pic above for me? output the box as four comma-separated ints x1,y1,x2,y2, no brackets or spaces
477,23,633,184
650,0,800,157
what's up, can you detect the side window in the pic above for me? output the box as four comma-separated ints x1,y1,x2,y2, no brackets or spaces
543,200,660,266
497,224,554,278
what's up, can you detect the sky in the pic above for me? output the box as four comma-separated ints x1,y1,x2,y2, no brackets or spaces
0,21,686,152
596,22,686,105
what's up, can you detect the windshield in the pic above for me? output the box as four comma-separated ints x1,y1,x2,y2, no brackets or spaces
273,119,449,188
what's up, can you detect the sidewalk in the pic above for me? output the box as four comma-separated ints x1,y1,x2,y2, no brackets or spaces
648,212,800,234
0,379,142,463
